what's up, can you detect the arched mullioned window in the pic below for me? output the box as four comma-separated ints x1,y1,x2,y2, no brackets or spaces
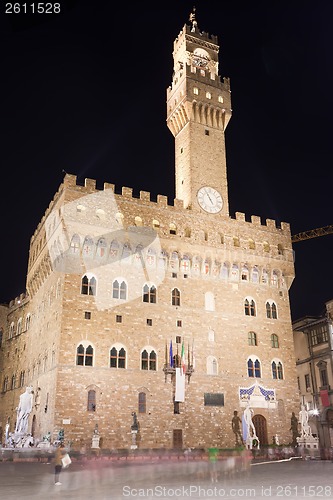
81,275,97,296
171,288,181,306
272,360,283,380
76,344,94,366
110,347,126,369
141,349,157,371
271,334,279,348
112,279,127,300
248,357,261,378
3,376,8,392
0,328,3,348
248,331,257,346
9,322,15,339
142,284,157,303
138,392,146,413
11,374,16,390
244,298,256,316
87,389,96,411
266,301,277,319
16,318,22,336
19,371,25,388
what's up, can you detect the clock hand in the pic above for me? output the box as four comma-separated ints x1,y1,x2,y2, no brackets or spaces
207,193,214,204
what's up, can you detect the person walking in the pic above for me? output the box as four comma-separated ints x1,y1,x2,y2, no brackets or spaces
54,442,65,485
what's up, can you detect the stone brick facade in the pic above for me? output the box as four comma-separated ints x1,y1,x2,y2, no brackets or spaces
0,16,299,451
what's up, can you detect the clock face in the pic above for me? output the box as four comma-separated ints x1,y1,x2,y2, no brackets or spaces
197,187,223,214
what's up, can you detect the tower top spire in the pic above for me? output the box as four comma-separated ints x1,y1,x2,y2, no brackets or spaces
189,6,198,32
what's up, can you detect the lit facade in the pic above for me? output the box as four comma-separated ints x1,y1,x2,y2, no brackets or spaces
0,13,300,451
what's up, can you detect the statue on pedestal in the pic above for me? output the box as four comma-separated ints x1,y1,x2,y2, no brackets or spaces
243,403,259,450
290,411,299,446
91,424,100,449
130,412,139,449
15,386,33,435
232,410,244,446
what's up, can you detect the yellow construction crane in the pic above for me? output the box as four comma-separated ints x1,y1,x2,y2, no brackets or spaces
291,224,333,243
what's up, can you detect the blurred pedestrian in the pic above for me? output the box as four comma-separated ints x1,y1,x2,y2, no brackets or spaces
54,442,65,485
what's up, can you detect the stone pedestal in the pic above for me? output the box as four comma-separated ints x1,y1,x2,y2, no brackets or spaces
297,435,320,459
131,430,138,450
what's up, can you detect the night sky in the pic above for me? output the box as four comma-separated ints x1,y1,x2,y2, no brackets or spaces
1,0,332,321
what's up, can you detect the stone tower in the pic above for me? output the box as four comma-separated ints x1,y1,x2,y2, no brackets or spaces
167,9,231,215
0,10,300,451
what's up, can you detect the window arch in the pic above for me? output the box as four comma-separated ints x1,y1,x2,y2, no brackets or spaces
180,255,191,273
271,334,279,348
70,234,81,254
230,264,239,281
19,371,25,388
220,262,229,280
83,236,94,257
76,343,94,366
16,318,22,336
261,269,269,284
9,322,15,339
271,270,278,286
141,349,157,371
113,279,127,300
263,241,270,252
251,266,259,283
96,238,107,258
241,265,249,281
3,376,8,392
110,346,126,369
135,216,143,227
272,360,284,379
138,392,147,413
248,331,257,346
247,357,261,378
277,244,284,255
81,274,97,296
171,288,181,306
207,356,218,375
169,223,177,235
244,298,256,316
143,284,157,303
87,389,96,411
266,300,277,319
110,239,121,259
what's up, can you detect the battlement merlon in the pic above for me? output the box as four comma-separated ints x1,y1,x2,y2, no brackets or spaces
30,174,291,243
174,24,219,48
167,66,230,99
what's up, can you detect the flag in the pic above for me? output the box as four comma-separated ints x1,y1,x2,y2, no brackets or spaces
181,341,186,375
175,367,185,402
169,340,174,367
192,339,196,369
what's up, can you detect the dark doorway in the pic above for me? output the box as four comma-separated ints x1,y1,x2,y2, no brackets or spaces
253,414,268,445
173,429,183,449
